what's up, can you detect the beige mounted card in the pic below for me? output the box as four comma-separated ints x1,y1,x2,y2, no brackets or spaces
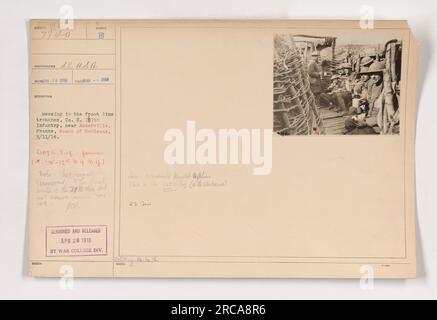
28,19,418,278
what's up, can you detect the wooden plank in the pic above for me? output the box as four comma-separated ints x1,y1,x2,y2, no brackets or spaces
319,106,348,134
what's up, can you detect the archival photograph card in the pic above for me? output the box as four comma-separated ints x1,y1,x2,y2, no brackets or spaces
28,20,418,278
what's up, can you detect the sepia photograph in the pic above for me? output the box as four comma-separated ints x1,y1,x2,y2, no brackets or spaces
273,33,402,135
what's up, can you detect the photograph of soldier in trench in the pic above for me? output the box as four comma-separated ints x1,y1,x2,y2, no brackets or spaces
273,34,402,135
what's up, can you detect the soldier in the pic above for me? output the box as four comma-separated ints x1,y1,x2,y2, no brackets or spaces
347,60,386,130
326,73,352,114
318,60,335,108
344,117,378,135
340,63,354,91
361,61,385,115
307,51,323,100
342,62,353,76
320,59,332,92
354,67,371,98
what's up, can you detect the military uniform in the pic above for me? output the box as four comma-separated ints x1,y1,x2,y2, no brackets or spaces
308,60,322,95
358,61,386,128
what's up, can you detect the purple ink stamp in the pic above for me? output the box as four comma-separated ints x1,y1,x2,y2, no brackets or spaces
46,225,108,257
